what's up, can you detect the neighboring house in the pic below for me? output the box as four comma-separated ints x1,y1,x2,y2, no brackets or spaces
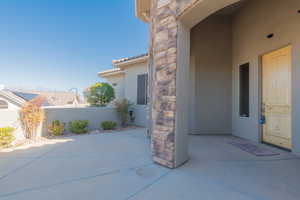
98,53,149,127
0,89,84,109
36,91,85,107
0,88,85,141
0,90,39,110
0,89,41,141
136,0,300,168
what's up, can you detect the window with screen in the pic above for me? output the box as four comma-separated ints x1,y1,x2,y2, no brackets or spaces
239,63,250,117
137,74,148,105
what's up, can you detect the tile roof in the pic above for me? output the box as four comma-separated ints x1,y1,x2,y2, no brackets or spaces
98,68,124,78
112,53,148,65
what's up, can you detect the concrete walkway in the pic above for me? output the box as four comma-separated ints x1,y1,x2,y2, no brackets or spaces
0,128,300,200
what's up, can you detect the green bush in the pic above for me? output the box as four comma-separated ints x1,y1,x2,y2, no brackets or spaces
84,82,115,107
68,120,89,134
101,121,117,130
115,99,133,127
48,120,65,136
0,127,15,148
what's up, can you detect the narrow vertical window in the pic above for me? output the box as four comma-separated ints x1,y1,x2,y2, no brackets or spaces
137,74,148,105
239,63,250,117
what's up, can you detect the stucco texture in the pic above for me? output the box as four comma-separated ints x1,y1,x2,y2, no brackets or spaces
190,15,232,135
41,107,121,135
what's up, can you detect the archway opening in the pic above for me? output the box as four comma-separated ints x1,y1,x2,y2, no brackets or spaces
175,0,300,165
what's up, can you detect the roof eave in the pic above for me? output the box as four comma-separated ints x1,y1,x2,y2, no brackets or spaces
98,70,125,78
113,55,149,69
135,0,151,23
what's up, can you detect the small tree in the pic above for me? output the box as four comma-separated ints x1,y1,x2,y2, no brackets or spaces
115,99,132,127
19,96,45,139
84,83,115,107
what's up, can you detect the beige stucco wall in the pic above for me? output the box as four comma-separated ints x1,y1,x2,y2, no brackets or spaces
175,22,190,166
0,107,121,141
190,15,232,135
186,0,300,153
183,0,300,153
102,61,149,127
123,61,149,127
105,74,125,101
103,62,148,105
41,107,120,136
123,61,149,105
231,0,300,153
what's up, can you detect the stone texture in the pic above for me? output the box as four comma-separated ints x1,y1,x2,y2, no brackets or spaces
149,0,199,168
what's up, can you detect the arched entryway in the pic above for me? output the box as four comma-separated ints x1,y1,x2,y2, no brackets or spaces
174,0,300,168
149,0,300,168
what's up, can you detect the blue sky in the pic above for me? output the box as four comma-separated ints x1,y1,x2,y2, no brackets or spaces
0,0,148,93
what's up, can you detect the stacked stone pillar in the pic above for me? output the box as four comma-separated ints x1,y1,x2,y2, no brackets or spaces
149,0,199,168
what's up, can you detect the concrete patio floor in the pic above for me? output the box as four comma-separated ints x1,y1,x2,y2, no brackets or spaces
0,128,300,200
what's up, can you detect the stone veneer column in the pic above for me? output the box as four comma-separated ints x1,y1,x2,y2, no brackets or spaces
150,0,178,168
149,0,199,168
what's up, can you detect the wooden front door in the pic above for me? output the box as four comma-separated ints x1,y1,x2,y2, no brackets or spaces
262,46,292,149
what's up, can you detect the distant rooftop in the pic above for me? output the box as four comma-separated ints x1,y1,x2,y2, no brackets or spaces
1,89,84,107
11,91,39,102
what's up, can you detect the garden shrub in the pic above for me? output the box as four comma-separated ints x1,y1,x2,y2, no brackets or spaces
19,96,45,139
84,82,115,107
0,127,15,148
101,121,117,130
115,99,132,127
48,120,65,136
68,120,89,134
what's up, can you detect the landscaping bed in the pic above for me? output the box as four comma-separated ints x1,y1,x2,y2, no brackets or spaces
0,126,143,153
46,125,143,138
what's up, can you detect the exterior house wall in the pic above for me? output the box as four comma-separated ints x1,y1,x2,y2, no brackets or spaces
105,74,125,101
101,61,149,127
132,106,149,128
124,62,149,127
144,0,300,168
175,21,190,166
190,15,232,135
231,0,300,154
124,62,149,105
